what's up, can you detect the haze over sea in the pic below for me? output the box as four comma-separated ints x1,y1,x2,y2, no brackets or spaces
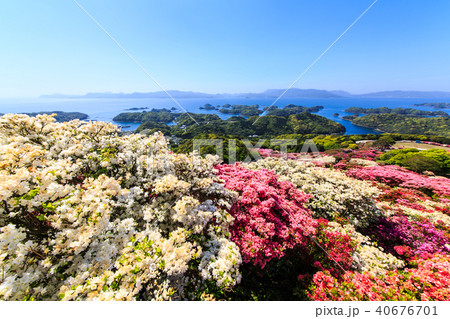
1,97,450,135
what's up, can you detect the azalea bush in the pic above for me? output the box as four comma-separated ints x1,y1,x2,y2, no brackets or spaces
347,165,450,197
305,219,354,276
326,221,404,275
362,214,450,259
216,164,316,268
308,254,450,301
0,114,242,300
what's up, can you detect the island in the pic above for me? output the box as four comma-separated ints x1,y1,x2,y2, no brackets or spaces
125,107,149,111
215,104,324,117
266,104,324,116
349,114,450,138
113,108,181,123
199,103,218,110
218,104,263,117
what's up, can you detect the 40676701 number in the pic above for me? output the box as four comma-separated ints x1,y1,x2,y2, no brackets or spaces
375,305,438,316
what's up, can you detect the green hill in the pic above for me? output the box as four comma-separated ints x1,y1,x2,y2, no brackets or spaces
351,114,450,137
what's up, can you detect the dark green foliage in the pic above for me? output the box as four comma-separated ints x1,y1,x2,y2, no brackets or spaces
267,104,324,116
372,136,395,150
286,113,345,135
135,121,171,135
401,155,442,174
342,115,359,121
113,108,181,123
175,113,221,126
174,134,254,163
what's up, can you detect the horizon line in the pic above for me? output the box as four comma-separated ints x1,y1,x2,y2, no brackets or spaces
36,88,450,98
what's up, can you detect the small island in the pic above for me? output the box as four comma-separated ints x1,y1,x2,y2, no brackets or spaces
215,104,324,117
199,103,218,110
266,104,324,116
125,107,149,111
218,104,263,117
113,108,181,123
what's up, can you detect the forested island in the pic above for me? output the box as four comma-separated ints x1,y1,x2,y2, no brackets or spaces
218,104,263,117
199,104,218,110
266,104,324,116
350,114,450,137
413,102,450,109
216,103,324,117
345,107,448,117
113,108,181,123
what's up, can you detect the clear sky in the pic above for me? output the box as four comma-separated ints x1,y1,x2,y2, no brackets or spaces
1,0,449,98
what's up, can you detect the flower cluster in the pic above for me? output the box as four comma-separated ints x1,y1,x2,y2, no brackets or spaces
244,158,380,226
327,222,405,274
347,165,450,196
308,254,450,301
216,164,316,268
363,214,450,259
306,219,354,276
0,114,241,300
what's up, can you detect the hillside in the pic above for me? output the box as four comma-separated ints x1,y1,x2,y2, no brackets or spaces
350,114,450,137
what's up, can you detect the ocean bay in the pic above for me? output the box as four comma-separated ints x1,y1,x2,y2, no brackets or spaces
1,97,450,135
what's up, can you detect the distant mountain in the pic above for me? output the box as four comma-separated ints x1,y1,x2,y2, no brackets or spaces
254,88,347,98
329,90,354,97
41,89,351,99
41,90,218,99
40,89,450,100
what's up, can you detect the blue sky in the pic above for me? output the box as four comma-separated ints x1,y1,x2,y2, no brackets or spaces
0,0,449,98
